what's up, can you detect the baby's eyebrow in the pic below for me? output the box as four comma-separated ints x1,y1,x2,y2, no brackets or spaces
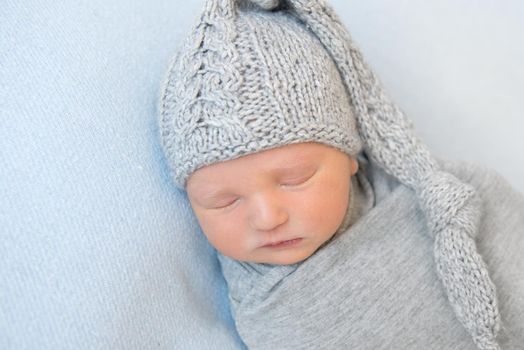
271,161,317,174
189,160,318,200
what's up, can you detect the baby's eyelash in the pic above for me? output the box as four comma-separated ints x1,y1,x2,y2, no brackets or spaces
280,178,308,186
212,197,240,210
279,172,316,187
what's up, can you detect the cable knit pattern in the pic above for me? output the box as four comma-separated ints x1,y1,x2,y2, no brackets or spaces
158,0,501,348
159,0,362,188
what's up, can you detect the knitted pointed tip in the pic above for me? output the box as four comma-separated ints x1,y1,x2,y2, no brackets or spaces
247,0,280,10
434,226,501,350
421,172,501,349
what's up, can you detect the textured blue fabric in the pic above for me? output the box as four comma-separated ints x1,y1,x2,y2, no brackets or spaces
0,1,243,349
2,0,523,349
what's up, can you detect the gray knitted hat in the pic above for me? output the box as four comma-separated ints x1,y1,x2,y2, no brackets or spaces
158,0,501,348
160,1,362,187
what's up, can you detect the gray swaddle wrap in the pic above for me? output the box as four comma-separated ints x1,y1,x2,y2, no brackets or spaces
218,156,524,349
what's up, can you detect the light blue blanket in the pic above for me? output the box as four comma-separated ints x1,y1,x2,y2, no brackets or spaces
1,1,522,349
0,1,243,348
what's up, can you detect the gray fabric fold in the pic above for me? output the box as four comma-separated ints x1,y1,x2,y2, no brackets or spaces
217,157,524,349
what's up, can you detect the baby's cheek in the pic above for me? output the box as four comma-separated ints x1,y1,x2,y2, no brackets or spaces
199,213,249,257
308,183,350,231
196,213,228,246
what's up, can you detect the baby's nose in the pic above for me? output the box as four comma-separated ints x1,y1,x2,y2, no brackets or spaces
248,192,288,232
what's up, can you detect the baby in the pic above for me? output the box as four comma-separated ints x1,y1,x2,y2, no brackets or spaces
186,142,359,266
159,0,524,349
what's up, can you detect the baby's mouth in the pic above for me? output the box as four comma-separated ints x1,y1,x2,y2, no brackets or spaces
262,238,303,249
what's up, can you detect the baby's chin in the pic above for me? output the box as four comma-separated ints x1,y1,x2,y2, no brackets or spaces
242,247,315,266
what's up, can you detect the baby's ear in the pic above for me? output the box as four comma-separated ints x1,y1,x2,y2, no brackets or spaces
349,157,359,175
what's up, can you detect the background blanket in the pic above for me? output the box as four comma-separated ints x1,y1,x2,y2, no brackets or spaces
1,0,523,349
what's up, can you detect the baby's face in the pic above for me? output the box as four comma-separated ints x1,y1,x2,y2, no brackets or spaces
186,142,358,265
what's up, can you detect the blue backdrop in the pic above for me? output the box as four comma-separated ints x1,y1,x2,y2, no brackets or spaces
1,0,522,349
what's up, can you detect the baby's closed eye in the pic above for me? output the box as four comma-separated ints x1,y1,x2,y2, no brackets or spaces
200,194,240,210
277,166,318,187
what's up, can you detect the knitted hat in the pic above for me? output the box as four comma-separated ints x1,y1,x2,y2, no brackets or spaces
158,0,501,349
160,1,362,188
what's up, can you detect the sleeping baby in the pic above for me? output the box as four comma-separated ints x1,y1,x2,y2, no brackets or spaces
158,0,524,349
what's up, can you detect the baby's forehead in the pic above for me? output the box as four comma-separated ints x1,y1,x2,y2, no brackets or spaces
189,151,317,185
186,143,350,190
192,143,327,174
